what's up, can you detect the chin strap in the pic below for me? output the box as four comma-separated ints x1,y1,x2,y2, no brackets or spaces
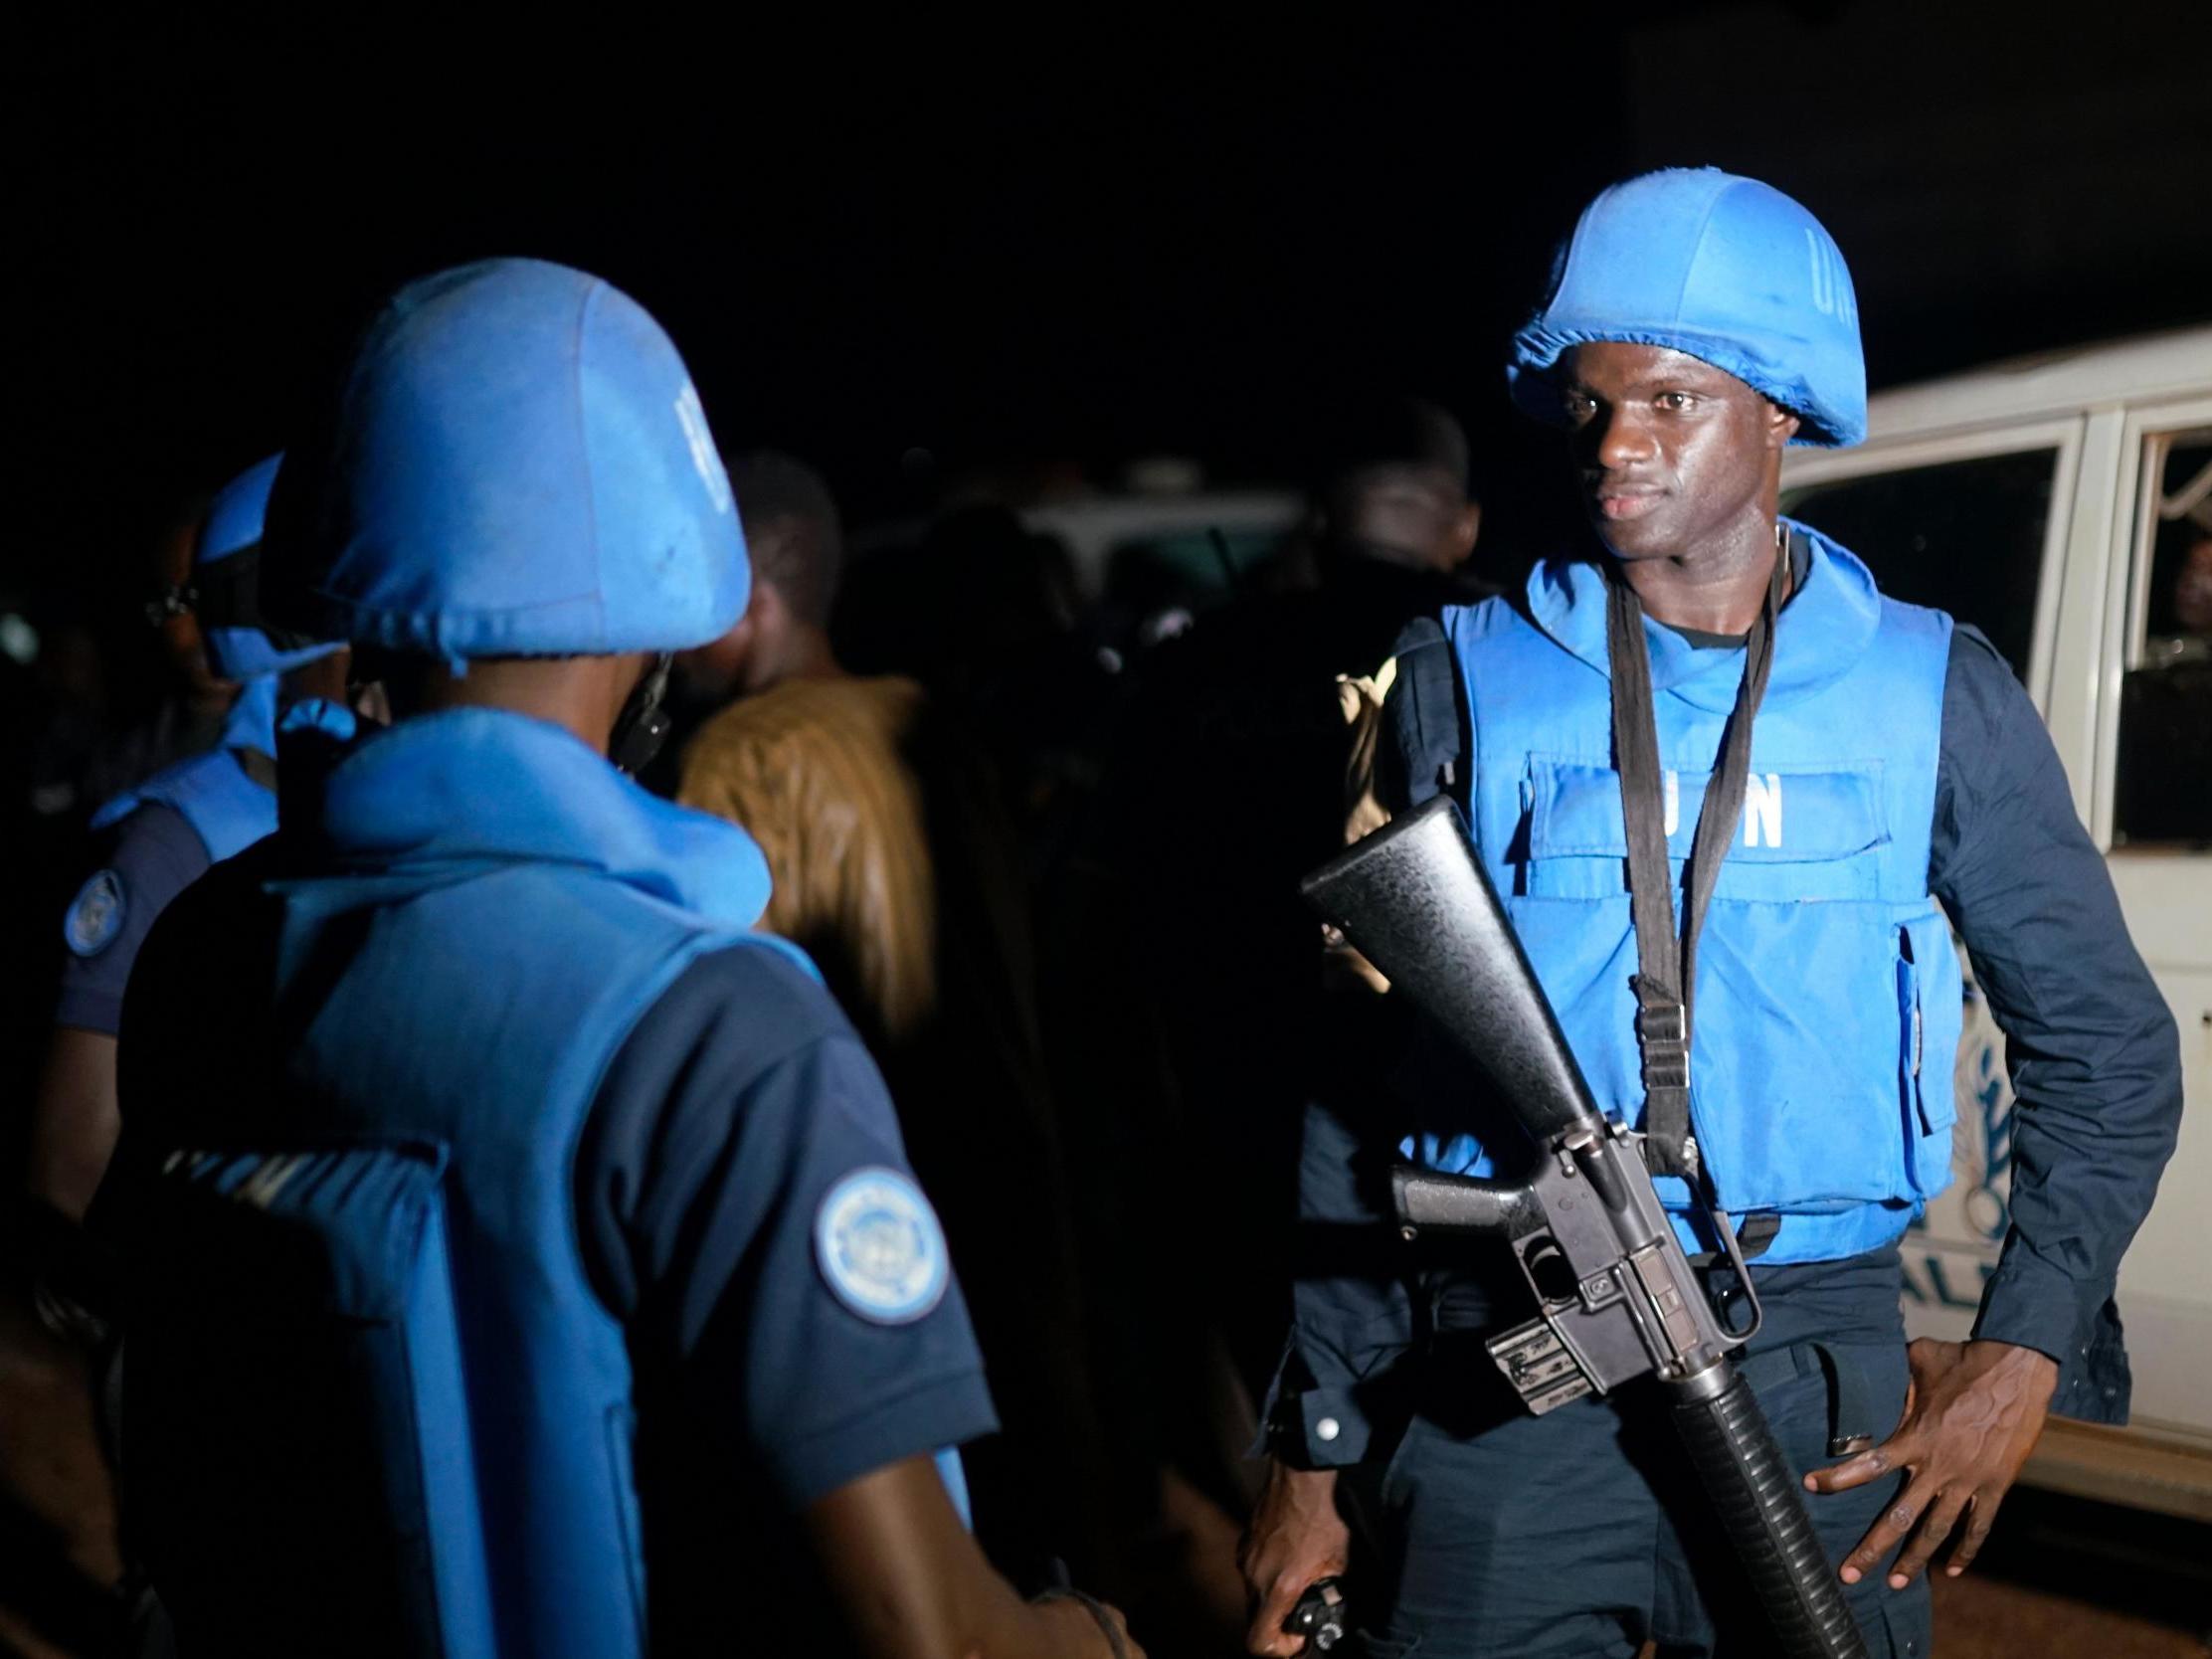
609,653,675,776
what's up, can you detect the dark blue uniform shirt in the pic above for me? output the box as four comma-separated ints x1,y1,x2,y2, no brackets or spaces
110,851,998,1656
571,942,998,1653
1273,611,2183,1465
576,942,1000,1510
54,802,215,1035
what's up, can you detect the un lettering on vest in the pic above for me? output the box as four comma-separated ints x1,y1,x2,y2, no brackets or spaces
1502,755,1958,1238
1660,768,1783,847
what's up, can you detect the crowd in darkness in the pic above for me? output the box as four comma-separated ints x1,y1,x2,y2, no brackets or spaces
0,395,1496,1655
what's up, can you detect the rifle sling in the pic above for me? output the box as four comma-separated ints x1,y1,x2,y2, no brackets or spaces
1603,540,1788,1186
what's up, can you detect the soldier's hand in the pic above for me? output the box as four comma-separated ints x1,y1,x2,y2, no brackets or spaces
1804,1337,2057,1589
1239,1461,1349,1656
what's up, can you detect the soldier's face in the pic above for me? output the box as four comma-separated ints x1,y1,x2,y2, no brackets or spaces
1559,343,1797,562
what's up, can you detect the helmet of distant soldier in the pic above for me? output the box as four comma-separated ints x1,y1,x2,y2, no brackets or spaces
194,454,345,680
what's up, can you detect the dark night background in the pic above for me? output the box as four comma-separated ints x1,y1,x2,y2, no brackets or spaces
4,12,2209,1653
16,1,2210,595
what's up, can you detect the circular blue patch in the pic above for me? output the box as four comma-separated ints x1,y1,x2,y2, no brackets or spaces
814,1167,949,1324
63,869,127,958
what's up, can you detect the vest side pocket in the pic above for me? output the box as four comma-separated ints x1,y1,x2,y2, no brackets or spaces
125,1140,494,1659
1897,914,1964,1197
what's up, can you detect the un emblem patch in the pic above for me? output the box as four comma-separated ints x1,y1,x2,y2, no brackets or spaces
63,870,127,958
815,1168,948,1324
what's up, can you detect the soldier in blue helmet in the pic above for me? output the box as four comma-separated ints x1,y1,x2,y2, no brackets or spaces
99,260,1138,1659
29,454,351,1224
1242,170,2180,1656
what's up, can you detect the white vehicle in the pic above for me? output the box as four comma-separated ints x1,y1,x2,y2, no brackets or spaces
1022,487,1302,599
1781,327,2212,1521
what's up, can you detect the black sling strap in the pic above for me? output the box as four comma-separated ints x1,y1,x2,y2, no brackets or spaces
1604,538,1789,1186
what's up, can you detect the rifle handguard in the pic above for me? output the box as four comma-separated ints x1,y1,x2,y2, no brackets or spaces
1667,1364,1869,1658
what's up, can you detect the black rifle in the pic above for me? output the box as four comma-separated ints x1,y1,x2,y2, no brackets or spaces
1300,795,1868,1659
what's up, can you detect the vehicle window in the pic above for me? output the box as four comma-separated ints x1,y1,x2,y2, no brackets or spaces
1103,525,1290,617
1782,449,2057,678
2114,431,2212,848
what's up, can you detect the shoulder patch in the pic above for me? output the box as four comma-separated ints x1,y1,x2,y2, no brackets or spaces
63,869,127,958
814,1167,949,1324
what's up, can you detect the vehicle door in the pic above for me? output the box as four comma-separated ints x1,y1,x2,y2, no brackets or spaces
2090,405,2211,1445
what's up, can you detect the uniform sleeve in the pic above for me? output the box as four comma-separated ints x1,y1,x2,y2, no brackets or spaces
1380,615,1467,814
575,946,999,1508
1931,628,2183,1422
1265,614,1465,1467
1264,1076,1420,1468
54,802,212,1036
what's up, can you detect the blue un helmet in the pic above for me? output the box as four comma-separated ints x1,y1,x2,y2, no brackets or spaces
185,455,345,681
263,258,748,665
1506,167,1867,448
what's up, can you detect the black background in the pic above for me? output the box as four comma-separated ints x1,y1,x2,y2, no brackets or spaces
15,2,2212,594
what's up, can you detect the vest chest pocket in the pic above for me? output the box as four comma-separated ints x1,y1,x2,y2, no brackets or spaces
1517,758,1892,902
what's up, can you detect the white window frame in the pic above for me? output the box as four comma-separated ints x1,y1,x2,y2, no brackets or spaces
1781,418,2084,720
2097,396,2212,852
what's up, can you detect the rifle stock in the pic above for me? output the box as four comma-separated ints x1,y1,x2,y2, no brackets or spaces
1301,797,1606,1147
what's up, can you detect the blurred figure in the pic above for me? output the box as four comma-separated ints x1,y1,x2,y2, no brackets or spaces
1092,396,1489,1399
2116,474,2212,840
30,456,349,1223
676,453,1116,1587
838,503,1113,864
1309,397,1482,582
2,458,349,1659
677,453,929,1030
100,264,1135,1659
139,507,240,749
2175,531,2212,638
633,456,841,798
2,507,240,1155
11,506,236,836
1004,402,1490,1652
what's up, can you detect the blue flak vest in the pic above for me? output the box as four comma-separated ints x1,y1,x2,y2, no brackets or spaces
1419,527,1961,1265
124,709,806,1659
90,674,283,860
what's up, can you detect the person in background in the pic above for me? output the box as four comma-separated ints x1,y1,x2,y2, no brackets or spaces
30,455,350,1223
1092,396,1489,1402
0,457,351,1659
995,402,1492,1652
101,261,1137,1659
837,500,1109,865
674,452,1117,1591
2173,531,2212,638
675,452,930,1031
1306,397,1485,590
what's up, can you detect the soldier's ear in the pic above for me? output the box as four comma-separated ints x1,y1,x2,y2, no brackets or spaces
1766,402,1802,450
